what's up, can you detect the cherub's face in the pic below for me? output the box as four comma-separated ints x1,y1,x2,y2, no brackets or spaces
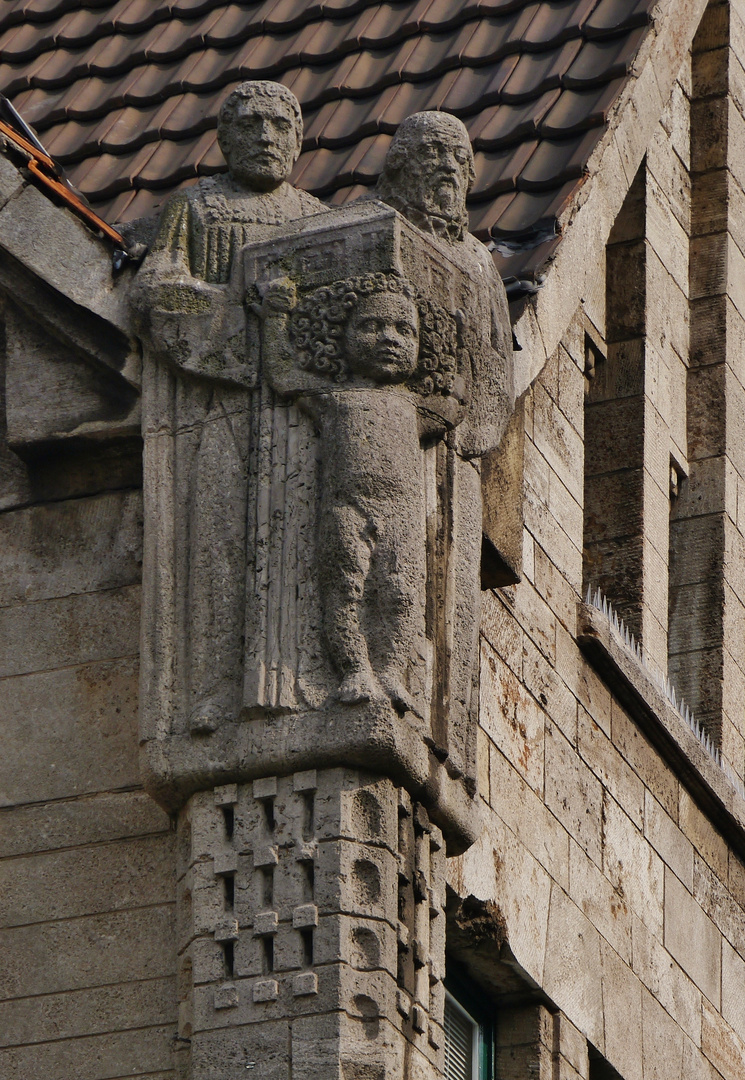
344,292,419,384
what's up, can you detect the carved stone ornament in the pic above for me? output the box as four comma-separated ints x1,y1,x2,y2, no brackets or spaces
134,94,514,853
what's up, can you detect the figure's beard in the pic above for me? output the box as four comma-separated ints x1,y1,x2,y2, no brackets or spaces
411,176,465,224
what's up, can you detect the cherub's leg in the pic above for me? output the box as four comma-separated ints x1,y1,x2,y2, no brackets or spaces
375,511,426,715
318,503,381,704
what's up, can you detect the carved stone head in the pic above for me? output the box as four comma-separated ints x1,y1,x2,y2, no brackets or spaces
290,272,459,393
217,80,304,191
376,111,476,240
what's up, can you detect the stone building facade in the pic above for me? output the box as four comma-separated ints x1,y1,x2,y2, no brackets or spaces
2,2,745,1080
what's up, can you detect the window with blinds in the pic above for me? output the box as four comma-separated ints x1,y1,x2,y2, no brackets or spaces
444,991,478,1080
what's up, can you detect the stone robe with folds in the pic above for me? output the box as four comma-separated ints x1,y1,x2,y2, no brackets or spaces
135,175,325,758
136,195,514,847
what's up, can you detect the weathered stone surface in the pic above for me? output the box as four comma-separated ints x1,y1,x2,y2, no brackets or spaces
136,100,514,852
0,833,175,928
178,771,445,1080
0,905,176,1001
0,657,140,806
644,791,694,890
604,796,664,936
0,584,140,679
0,790,169,858
545,723,603,867
600,940,643,1080
543,885,604,1052
0,976,176,1048
0,489,142,606
569,840,632,964
0,1025,176,1080
664,868,721,1005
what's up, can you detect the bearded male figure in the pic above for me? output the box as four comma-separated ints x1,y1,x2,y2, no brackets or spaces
374,110,514,457
367,111,516,768
135,81,325,740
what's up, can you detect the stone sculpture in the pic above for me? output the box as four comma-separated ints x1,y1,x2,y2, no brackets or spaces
133,80,324,737
374,109,514,457
134,98,516,1080
258,270,465,712
135,95,515,846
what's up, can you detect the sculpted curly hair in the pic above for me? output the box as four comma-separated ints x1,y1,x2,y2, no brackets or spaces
290,272,459,394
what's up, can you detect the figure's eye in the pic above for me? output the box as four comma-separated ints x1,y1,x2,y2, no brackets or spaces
454,148,469,164
396,323,417,337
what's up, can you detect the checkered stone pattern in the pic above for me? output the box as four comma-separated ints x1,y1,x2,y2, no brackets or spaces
175,768,446,1080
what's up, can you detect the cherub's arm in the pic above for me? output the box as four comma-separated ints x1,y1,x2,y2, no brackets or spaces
258,278,331,397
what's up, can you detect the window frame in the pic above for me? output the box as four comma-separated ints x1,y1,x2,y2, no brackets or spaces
444,973,494,1080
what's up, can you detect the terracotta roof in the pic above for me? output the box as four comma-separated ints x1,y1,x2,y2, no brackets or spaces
0,0,654,281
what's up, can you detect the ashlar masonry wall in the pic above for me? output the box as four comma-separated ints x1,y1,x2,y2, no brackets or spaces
462,311,745,1080
454,18,745,1076
0,350,178,1080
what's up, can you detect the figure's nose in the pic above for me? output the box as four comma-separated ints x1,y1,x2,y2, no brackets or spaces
378,324,398,344
255,119,271,143
439,149,459,174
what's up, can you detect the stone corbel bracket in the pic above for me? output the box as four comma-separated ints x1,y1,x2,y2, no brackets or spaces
0,149,140,456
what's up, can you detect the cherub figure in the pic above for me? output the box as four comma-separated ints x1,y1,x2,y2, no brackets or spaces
259,272,466,711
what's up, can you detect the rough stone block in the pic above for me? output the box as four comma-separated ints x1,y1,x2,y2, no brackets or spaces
191,1020,290,1080
0,1025,175,1080
640,987,684,1080
644,792,694,890
496,1003,553,1080
314,840,397,923
578,708,644,827
0,832,174,929
294,972,318,996
604,796,664,936
452,814,551,989
545,723,603,867
611,702,679,817
0,975,176,1049
0,790,169,859
635,912,703,1040
664,868,721,1005
0,657,140,806
679,787,729,879
722,937,745,1042
523,633,577,746
480,641,545,796
0,584,140,680
0,490,143,607
701,997,745,1080
692,854,745,954
487,748,570,890
0,905,175,1001
568,840,632,964
532,382,584,505
599,941,642,1080
543,886,604,1052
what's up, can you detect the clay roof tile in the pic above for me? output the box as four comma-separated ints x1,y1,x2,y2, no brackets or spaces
521,0,597,48
538,77,625,135
583,0,653,38
563,25,647,88
0,0,658,278
499,38,581,102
